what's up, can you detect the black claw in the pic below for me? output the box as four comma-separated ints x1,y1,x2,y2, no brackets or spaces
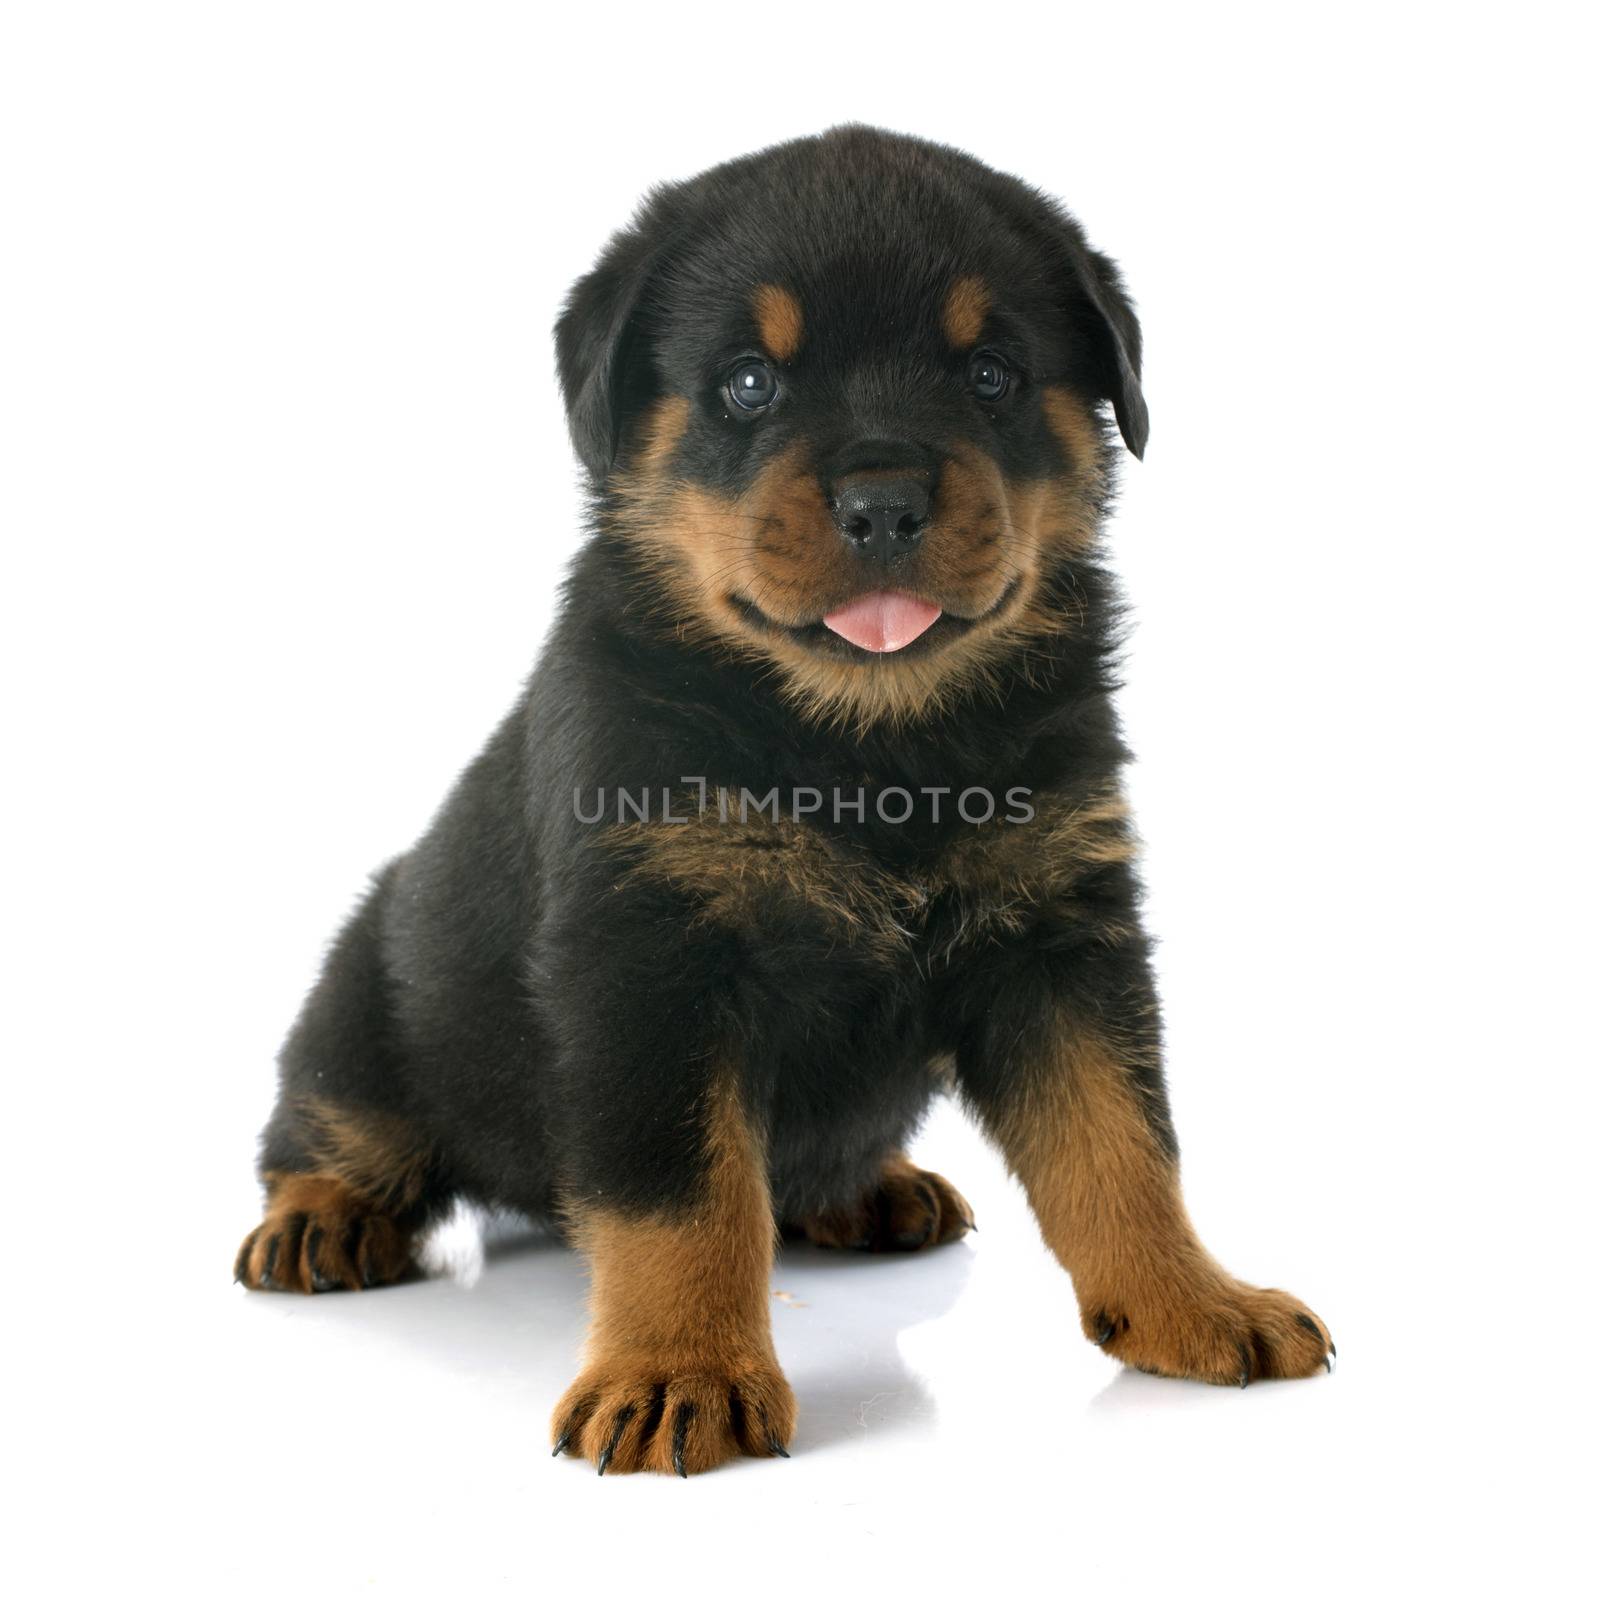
768,1438,790,1458
261,1235,280,1287
1325,1356,1333,1375
596,1406,634,1477
305,1227,329,1291
963,1216,978,1233
347,1217,373,1288
1238,1342,1252,1390
671,1405,692,1478
1329,1341,1337,1358
551,1430,571,1458
1093,1316,1116,1347
341,1216,365,1282
637,1385,668,1457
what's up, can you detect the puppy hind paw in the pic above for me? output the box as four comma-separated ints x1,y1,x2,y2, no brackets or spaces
800,1157,975,1252
233,1176,414,1293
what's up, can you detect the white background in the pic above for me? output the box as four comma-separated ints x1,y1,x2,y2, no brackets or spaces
4,3,1596,1595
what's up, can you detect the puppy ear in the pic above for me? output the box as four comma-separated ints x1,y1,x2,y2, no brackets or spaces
1074,247,1149,460
555,195,675,482
1003,190,1149,458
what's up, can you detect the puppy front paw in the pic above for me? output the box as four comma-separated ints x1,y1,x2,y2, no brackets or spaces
550,1358,797,1476
1084,1275,1334,1385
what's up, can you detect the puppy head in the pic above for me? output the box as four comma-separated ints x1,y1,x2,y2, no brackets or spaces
557,125,1147,729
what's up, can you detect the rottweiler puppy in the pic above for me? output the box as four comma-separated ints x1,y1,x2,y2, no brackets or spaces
236,124,1331,1475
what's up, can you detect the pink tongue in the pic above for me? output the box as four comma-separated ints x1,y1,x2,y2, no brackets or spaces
822,591,942,653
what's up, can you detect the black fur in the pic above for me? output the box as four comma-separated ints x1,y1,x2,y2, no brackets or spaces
258,125,1163,1234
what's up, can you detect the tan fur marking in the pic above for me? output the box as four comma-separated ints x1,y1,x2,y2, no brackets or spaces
572,1083,776,1367
1041,385,1103,472
932,786,1139,948
552,1078,797,1473
942,275,992,349
602,782,1136,966
293,1097,435,1212
611,442,1058,733
235,1169,416,1293
607,395,1105,732
994,1027,1332,1383
631,393,691,473
605,805,923,959
751,283,804,361
233,1098,435,1292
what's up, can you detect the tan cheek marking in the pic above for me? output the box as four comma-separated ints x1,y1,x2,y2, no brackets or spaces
751,283,804,361
608,421,1084,735
608,396,691,517
1041,385,1103,470
658,444,842,628
942,275,992,349
924,448,1029,606
636,394,691,469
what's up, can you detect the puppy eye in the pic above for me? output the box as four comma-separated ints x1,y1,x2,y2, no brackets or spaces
728,360,779,412
967,352,1011,403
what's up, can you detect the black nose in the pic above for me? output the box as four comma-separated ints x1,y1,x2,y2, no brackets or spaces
830,475,931,562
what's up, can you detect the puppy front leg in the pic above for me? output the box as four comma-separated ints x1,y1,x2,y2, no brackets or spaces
974,1017,1333,1385
551,1073,795,1475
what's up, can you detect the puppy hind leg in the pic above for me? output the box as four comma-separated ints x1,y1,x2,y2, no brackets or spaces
236,867,449,1292
795,1151,976,1252
235,1098,442,1292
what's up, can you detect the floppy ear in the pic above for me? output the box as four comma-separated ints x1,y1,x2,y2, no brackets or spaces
554,194,677,482
1002,190,1149,458
1074,246,1149,460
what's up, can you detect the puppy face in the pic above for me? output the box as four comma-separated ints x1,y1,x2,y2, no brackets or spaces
558,127,1148,728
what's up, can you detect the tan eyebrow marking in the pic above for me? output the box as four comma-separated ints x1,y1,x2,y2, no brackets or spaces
751,283,804,361
942,275,992,349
